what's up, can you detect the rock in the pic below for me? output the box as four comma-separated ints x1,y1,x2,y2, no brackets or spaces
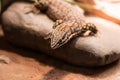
0,55,10,64
0,33,120,80
1,1,120,67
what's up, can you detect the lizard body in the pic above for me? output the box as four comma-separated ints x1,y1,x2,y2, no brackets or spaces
33,0,97,49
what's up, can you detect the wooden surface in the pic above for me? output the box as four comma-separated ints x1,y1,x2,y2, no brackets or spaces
0,25,120,80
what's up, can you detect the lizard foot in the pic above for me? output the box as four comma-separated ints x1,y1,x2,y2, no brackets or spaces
81,23,98,36
31,0,49,11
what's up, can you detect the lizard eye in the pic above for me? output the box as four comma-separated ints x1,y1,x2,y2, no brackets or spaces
53,20,63,29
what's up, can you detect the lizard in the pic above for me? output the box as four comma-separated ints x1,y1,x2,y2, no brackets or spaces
31,0,98,49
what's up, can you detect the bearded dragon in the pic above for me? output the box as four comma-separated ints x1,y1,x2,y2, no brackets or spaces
32,0,97,49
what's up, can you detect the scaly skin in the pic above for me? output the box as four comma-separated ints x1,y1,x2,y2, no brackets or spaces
33,0,97,49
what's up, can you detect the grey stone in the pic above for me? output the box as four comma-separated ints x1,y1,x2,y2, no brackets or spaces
1,2,120,66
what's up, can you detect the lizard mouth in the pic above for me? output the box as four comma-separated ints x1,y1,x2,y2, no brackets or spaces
51,43,60,49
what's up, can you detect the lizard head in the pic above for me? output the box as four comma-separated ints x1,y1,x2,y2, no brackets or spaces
50,21,74,49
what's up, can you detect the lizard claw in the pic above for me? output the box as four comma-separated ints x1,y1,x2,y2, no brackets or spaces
44,32,51,40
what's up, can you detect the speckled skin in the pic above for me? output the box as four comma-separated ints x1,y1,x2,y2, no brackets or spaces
34,0,97,49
